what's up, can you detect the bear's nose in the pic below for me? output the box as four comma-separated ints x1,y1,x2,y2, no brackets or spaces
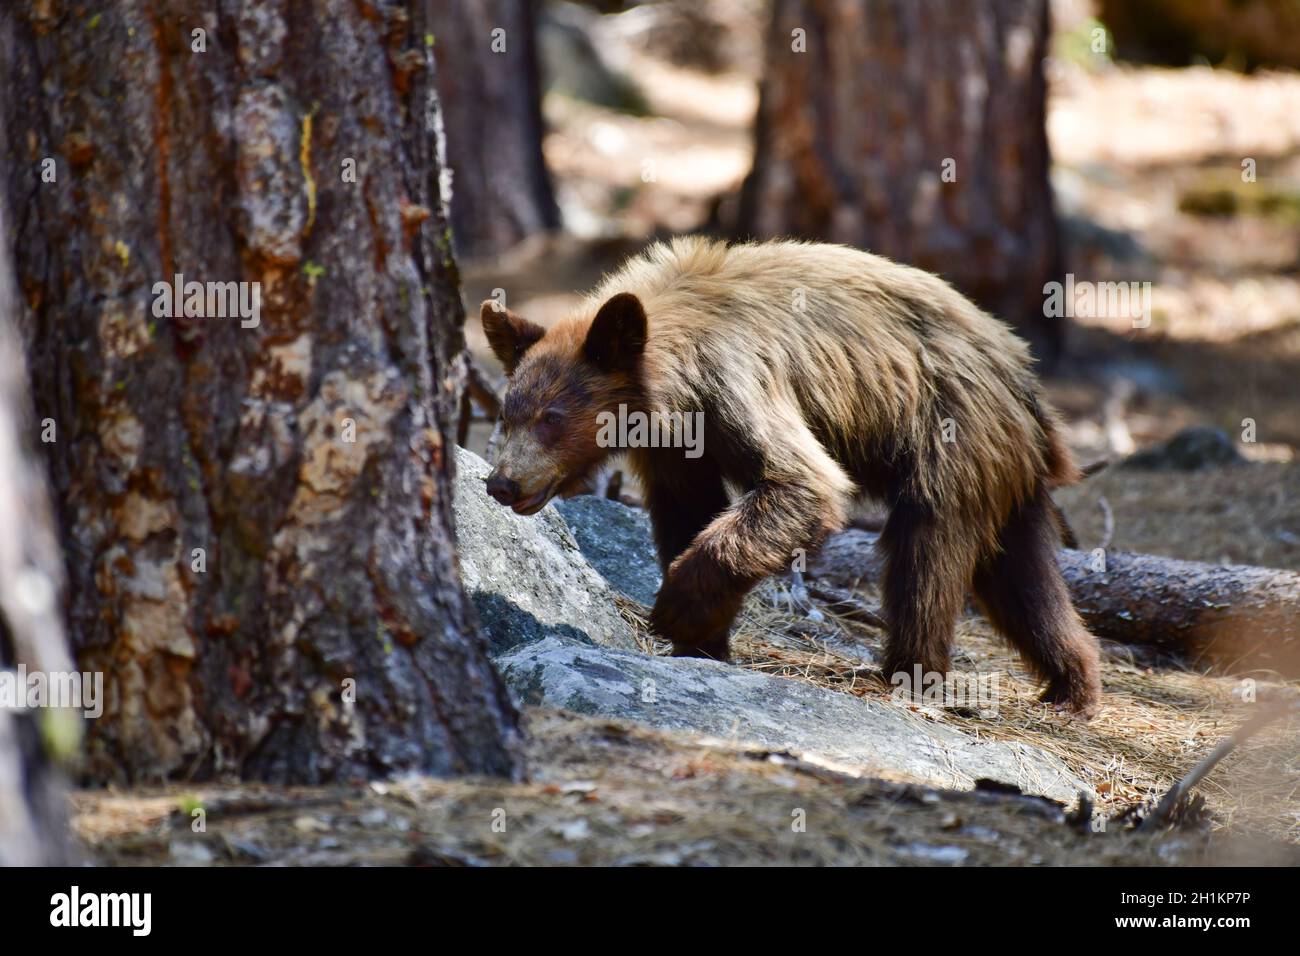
485,472,520,506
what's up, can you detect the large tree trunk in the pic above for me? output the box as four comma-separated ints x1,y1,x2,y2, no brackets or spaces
738,0,1062,362
1,1,520,784
0,194,72,865
426,0,559,259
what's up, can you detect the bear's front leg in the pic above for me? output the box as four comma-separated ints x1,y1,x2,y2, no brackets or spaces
651,547,750,660
649,477,849,660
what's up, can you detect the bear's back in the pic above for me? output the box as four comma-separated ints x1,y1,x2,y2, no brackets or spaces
602,237,1054,512
595,237,1034,385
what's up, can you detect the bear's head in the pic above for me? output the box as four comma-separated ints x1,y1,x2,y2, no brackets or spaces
477,292,646,515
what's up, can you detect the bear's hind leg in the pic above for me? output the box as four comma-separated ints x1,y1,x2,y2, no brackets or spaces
971,486,1102,717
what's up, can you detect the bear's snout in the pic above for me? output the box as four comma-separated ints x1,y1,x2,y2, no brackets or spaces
484,472,521,506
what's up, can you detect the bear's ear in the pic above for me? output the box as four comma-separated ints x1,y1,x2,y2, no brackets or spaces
481,301,545,375
583,293,646,373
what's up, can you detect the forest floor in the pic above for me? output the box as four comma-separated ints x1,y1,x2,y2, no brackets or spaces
72,708,1297,867
73,528,1298,865
73,9,1300,865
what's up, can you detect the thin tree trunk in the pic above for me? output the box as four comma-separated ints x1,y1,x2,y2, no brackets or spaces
0,192,72,865
426,0,559,259
808,530,1300,677
1,0,520,784
738,0,1062,362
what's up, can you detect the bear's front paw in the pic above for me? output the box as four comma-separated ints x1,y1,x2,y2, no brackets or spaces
650,587,733,662
668,633,731,661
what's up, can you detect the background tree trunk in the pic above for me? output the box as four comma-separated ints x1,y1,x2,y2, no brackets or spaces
426,0,560,259
1,0,520,784
738,0,1063,362
0,194,73,865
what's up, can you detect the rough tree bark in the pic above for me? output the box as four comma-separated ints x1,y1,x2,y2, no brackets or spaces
1,1,520,784
809,530,1300,677
738,0,1063,362
0,194,72,865
425,0,559,259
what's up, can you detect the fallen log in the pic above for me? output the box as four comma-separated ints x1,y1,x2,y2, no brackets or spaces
807,530,1300,678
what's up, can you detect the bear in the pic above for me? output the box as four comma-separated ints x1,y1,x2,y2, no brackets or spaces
478,237,1102,717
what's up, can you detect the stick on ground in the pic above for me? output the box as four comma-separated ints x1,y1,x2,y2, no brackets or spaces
1138,698,1295,831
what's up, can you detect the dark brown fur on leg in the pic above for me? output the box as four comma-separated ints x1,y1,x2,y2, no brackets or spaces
644,463,733,658
650,479,839,660
643,463,730,572
878,497,981,689
972,486,1102,718
651,537,752,661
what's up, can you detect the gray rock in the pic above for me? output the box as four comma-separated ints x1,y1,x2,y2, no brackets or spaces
452,447,637,654
497,637,1088,803
553,495,662,606
1123,426,1246,471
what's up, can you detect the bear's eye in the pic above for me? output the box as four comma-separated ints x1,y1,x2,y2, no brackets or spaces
538,408,565,430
